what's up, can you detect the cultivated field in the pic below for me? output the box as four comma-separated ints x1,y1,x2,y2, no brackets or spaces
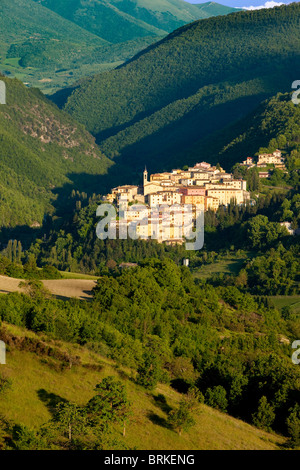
0,275,97,300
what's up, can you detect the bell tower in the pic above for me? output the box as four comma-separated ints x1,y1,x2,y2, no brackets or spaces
143,166,148,186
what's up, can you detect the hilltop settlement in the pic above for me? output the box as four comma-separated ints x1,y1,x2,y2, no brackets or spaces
103,160,251,244
101,150,287,244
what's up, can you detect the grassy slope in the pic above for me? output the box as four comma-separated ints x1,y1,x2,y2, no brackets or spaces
0,322,284,450
0,0,108,93
270,296,300,314
107,0,212,31
61,4,300,172
0,275,97,300
192,257,247,280
0,76,112,227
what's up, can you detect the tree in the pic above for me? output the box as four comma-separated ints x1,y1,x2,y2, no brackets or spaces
186,386,204,410
19,279,51,301
205,386,228,412
168,398,196,436
252,396,275,431
247,215,287,249
52,402,87,448
286,404,300,448
168,356,197,384
86,376,131,436
247,167,260,192
11,424,46,450
136,351,161,390
23,254,39,278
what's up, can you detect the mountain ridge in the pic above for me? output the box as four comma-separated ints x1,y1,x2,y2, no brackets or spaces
59,3,300,172
0,0,240,93
0,75,112,228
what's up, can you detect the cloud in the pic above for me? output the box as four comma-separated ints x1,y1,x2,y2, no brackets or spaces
242,1,284,9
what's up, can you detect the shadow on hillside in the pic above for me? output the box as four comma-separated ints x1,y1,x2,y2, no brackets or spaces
153,393,172,414
37,389,68,417
0,159,144,249
50,290,94,302
0,94,267,249
147,411,170,430
97,91,271,172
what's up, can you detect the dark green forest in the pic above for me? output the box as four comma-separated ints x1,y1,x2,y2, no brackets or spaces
60,3,300,172
32,0,228,43
0,76,112,228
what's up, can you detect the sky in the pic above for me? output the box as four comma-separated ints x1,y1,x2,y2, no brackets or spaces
186,0,293,9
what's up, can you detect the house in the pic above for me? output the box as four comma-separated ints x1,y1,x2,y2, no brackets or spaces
206,188,245,206
258,150,284,166
179,187,206,196
111,185,139,202
149,191,182,206
205,196,219,212
258,171,270,179
242,157,253,166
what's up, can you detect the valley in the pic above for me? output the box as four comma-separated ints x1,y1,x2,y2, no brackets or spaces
0,1,299,453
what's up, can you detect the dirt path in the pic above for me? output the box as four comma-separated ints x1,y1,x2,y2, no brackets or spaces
0,275,97,300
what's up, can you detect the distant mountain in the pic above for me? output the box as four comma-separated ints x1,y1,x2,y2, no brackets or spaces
0,76,112,228
0,0,107,45
32,0,214,43
194,1,241,16
0,0,110,93
105,0,213,34
1,0,237,93
60,3,300,173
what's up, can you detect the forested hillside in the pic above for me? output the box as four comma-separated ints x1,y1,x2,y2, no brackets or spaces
32,0,224,43
32,0,167,43
0,257,299,449
61,3,300,172
181,92,300,169
0,323,284,450
1,0,237,93
0,0,108,93
0,76,112,228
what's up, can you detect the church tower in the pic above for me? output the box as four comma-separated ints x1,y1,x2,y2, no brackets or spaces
143,166,148,186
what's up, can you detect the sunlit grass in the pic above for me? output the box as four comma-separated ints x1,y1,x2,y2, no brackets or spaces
0,323,285,450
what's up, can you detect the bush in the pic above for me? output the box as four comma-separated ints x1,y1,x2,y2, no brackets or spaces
205,386,228,412
0,374,12,394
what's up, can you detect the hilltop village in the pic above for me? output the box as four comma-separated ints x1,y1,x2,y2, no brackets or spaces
102,150,287,243
105,161,250,207
103,161,251,244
